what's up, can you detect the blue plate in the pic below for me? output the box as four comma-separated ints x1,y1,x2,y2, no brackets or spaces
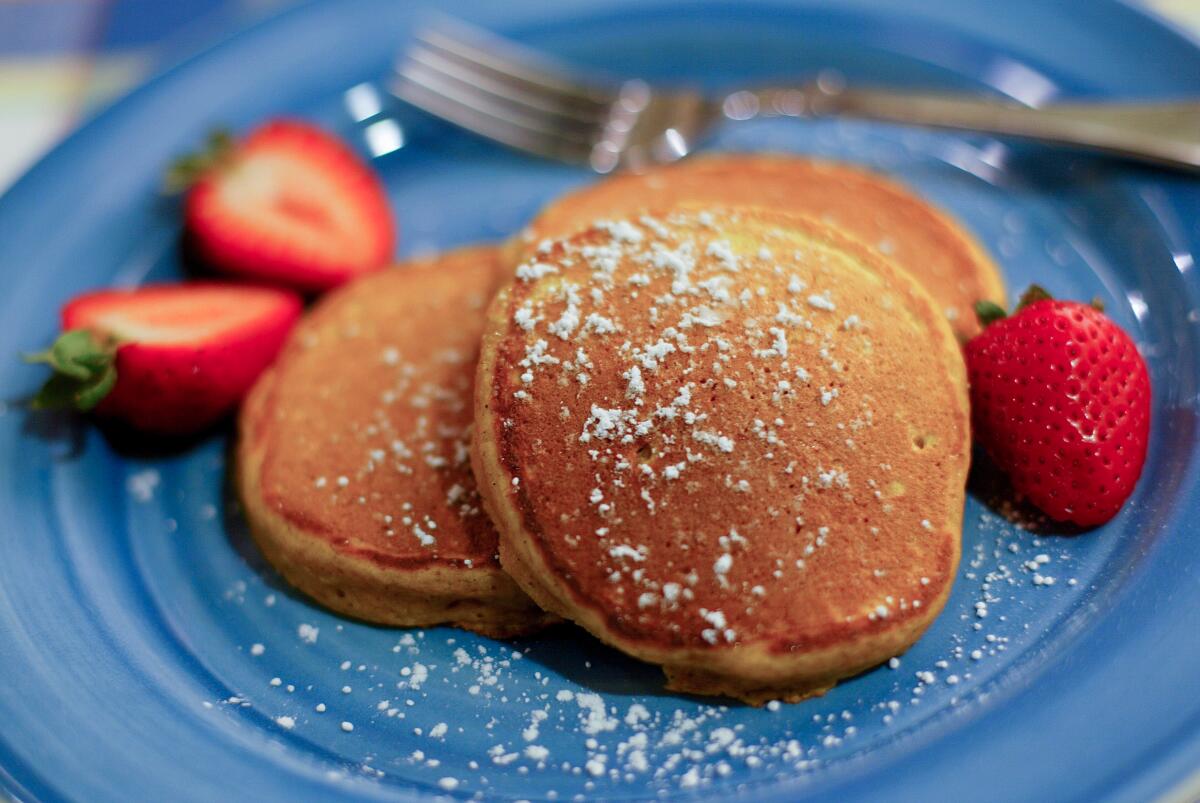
2,1,1199,800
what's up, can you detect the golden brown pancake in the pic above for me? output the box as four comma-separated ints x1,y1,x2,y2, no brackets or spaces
238,245,556,637
474,207,970,702
511,154,1004,339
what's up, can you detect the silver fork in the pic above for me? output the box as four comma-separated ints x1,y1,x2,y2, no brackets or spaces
391,18,1200,174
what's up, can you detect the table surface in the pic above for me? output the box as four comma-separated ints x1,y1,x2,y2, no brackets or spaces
0,0,1197,193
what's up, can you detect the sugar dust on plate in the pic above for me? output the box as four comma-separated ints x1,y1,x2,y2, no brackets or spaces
126,469,160,502
212,506,1087,793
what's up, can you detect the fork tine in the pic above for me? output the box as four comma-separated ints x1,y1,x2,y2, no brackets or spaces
406,42,607,131
416,19,615,108
393,62,595,165
398,57,596,142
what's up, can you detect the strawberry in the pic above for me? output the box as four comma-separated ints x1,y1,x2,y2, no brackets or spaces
965,286,1150,527
171,120,395,292
26,283,302,435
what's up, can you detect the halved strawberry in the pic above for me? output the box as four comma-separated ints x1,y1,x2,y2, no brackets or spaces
174,120,395,292
27,283,302,434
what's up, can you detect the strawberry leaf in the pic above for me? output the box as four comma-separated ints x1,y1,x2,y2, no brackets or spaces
74,362,117,411
1015,284,1053,311
52,329,107,378
24,329,118,412
26,332,90,379
1090,297,1106,313
30,374,83,410
164,127,236,194
974,300,1007,327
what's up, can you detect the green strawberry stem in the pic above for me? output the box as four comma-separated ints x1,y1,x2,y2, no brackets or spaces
974,300,1007,327
975,284,1060,329
1015,284,1053,310
163,128,236,194
23,329,118,412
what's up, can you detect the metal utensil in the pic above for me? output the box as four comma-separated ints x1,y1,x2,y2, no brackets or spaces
390,18,1200,174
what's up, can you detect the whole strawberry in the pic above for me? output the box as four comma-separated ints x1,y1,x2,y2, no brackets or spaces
966,287,1150,527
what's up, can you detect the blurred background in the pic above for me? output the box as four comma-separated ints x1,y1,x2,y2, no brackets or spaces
0,0,295,191
0,0,1197,193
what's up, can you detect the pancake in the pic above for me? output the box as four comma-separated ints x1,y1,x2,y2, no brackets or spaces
238,245,556,638
511,154,1004,339
474,207,970,702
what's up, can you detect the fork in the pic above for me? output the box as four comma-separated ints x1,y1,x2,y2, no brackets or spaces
391,18,1200,174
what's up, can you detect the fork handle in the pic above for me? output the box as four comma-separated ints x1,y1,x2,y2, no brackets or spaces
743,86,1200,171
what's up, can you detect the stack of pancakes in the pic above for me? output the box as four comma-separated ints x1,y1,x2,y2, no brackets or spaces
237,154,1003,703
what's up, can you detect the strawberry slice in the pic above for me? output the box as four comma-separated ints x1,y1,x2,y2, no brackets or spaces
174,120,395,292
27,283,302,434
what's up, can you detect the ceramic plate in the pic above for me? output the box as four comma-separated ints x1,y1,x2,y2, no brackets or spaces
1,1,1198,800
